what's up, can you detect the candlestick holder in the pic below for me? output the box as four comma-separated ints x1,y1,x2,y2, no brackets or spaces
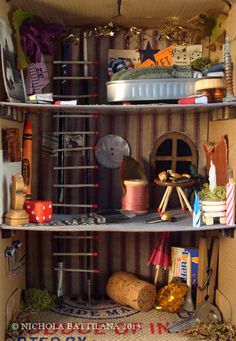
223,37,236,102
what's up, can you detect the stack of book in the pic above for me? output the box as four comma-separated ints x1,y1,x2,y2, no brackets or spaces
27,93,53,104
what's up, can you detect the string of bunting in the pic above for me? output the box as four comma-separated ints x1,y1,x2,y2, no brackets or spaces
61,21,196,46
63,22,143,46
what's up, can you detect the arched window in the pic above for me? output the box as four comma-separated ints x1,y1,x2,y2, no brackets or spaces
151,132,198,179
149,132,198,209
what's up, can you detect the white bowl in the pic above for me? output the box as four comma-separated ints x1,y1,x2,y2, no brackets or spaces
202,205,226,212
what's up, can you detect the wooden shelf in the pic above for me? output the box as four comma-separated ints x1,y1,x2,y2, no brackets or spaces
1,101,236,115
1,211,235,232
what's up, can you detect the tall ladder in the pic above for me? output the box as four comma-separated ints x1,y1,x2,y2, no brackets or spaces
52,35,99,304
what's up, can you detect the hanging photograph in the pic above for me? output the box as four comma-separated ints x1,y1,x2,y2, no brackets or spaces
0,17,25,102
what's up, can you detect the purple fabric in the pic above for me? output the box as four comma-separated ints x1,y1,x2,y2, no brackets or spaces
20,18,64,63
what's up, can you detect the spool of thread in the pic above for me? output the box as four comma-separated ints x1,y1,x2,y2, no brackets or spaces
122,179,148,214
22,117,33,200
226,182,235,225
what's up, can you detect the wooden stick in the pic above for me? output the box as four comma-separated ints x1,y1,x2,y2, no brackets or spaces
53,165,98,170
183,253,194,312
53,131,98,135
161,186,173,213
176,186,185,211
83,32,88,77
53,115,97,118
158,187,170,212
53,146,94,152
207,238,219,304
53,76,96,80
54,267,99,273
53,60,96,64
53,94,97,98
154,264,161,287
178,187,193,214
196,238,208,306
53,203,97,208
53,184,99,188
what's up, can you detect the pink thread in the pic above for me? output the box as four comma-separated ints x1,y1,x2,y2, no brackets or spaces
122,180,148,214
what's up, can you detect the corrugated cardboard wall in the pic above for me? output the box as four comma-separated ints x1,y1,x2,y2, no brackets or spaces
25,32,209,296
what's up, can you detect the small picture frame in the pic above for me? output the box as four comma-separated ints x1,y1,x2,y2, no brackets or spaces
0,17,26,104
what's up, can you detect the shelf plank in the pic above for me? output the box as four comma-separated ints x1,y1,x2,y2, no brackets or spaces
1,211,235,232
1,101,236,115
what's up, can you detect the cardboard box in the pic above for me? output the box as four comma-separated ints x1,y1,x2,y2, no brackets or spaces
168,247,199,286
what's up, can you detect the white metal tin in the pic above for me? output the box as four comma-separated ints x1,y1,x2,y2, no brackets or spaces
107,78,197,102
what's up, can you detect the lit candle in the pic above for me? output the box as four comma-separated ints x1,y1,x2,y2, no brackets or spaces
209,160,216,191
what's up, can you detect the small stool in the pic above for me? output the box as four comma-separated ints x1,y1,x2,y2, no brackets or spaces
154,179,195,216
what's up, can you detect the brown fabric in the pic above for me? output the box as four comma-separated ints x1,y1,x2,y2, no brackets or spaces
203,136,228,186
120,156,148,195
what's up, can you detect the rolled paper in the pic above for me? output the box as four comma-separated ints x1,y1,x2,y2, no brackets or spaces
193,192,201,227
226,182,235,225
22,117,32,200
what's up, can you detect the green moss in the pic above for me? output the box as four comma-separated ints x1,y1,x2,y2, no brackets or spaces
23,288,53,311
198,183,226,201
190,57,212,72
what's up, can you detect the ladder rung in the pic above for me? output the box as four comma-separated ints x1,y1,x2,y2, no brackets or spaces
53,94,97,98
53,236,99,239
53,131,99,135
53,165,98,170
53,114,97,118
53,61,97,65
53,203,98,208
53,184,99,188
54,267,99,273
53,147,94,152
53,76,97,80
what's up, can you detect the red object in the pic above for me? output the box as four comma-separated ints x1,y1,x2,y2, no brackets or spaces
24,200,52,223
22,117,33,200
178,95,208,104
148,232,170,269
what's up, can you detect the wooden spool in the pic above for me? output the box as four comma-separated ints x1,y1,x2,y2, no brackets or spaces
195,78,225,91
195,78,225,103
122,179,148,214
106,271,156,311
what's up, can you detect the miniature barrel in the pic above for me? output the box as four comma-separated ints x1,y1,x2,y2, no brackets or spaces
106,271,156,311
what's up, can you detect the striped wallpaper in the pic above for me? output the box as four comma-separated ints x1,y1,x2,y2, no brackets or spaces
26,32,209,297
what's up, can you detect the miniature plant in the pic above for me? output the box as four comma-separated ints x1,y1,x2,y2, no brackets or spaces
190,57,212,72
23,288,53,311
198,183,226,201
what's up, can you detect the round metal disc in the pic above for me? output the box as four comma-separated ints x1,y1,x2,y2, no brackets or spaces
95,134,131,168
